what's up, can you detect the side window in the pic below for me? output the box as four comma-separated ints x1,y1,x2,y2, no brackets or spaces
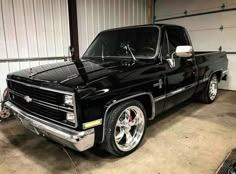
161,27,190,58
166,27,190,54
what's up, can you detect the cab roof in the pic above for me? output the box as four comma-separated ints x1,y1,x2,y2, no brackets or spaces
102,24,184,32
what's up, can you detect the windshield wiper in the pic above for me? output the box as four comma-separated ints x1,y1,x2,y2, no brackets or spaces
120,43,137,62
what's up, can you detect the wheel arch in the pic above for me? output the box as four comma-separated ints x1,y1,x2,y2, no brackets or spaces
100,92,155,143
213,70,223,82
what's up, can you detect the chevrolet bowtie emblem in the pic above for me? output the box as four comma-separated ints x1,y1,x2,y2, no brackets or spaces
24,96,32,103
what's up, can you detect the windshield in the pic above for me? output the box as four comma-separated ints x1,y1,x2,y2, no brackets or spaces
83,27,159,59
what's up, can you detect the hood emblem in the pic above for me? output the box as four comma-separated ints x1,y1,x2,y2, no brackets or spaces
24,96,32,103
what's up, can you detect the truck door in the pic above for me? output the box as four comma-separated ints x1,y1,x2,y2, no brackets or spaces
161,26,197,111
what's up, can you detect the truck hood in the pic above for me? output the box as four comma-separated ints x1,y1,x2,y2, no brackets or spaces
7,58,154,93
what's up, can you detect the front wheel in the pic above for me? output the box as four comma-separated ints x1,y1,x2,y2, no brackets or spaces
102,100,147,156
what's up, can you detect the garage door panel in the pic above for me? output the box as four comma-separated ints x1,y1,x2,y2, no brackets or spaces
221,11,236,26
190,28,236,52
227,54,236,69
219,54,236,90
155,1,236,90
190,30,223,51
219,70,236,90
160,12,235,31
159,11,236,52
155,0,236,19
222,28,236,51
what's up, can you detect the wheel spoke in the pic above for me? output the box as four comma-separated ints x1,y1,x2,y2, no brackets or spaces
124,109,131,122
125,109,131,116
209,76,218,100
125,131,133,146
129,116,140,126
116,119,124,127
115,128,125,143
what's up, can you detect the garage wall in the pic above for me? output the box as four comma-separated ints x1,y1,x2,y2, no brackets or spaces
0,0,150,100
77,0,149,55
0,0,70,59
0,0,70,99
154,0,236,90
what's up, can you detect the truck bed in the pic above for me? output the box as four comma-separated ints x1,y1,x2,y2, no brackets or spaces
195,51,223,56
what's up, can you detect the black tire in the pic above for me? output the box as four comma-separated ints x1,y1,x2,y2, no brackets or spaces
199,74,218,104
102,100,147,156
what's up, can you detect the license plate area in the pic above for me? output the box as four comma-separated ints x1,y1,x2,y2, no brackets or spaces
19,117,42,136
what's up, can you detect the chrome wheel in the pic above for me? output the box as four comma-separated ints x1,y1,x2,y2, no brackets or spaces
114,106,145,152
209,76,218,101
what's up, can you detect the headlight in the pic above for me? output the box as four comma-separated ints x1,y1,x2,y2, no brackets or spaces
66,112,76,123
64,95,73,106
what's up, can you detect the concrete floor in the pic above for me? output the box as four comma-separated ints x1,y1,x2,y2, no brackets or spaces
0,90,236,174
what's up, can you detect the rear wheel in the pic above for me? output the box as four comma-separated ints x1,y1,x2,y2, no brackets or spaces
199,74,218,103
103,100,146,156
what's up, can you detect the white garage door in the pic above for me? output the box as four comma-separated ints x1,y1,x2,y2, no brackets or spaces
155,0,236,90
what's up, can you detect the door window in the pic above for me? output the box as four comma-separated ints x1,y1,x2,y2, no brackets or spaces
167,27,190,53
161,27,190,58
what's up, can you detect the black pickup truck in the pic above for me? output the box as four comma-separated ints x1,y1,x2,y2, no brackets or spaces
5,24,228,156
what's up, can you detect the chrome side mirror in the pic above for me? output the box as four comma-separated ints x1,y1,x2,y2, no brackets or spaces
176,46,193,58
166,52,176,69
166,45,193,68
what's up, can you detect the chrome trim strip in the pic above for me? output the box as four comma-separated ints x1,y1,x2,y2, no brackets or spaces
100,92,155,143
222,70,228,75
167,88,184,97
6,101,79,134
154,94,166,102
72,94,78,128
154,82,198,102
33,100,73,113
5,101,94,152
199,77,209,84
7,79,74,95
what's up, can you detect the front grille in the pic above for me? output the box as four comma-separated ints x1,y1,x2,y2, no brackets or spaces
7,80,76,127
12,95,66,121
8,81,63,105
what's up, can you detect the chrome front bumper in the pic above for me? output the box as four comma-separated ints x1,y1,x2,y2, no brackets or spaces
5,101,95,152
